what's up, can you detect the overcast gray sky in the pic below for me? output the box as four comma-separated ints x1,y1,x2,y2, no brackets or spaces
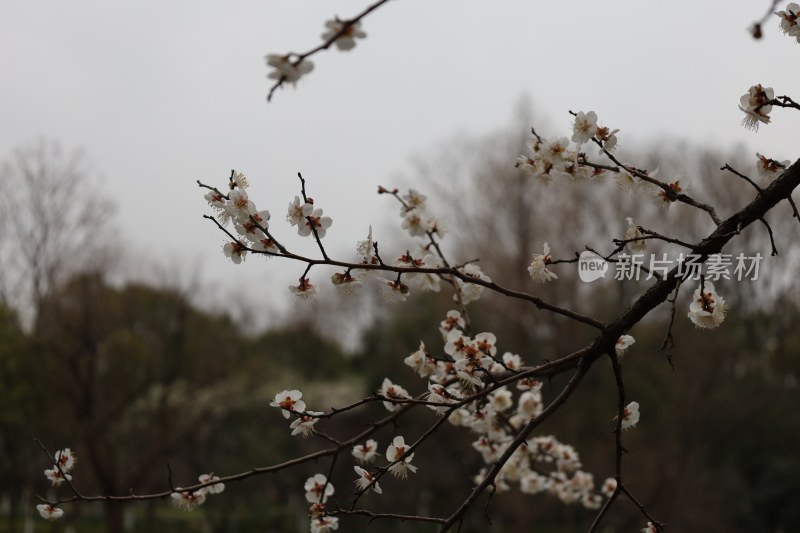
1,0,796,319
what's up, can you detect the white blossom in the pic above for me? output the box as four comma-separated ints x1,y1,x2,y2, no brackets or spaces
756,152,791,183
353,466,382,494
54,448,77,472
380,279,410,302
270,390,306,419
601,477,617,498
289,278,317,301
386,436,418,478
44,467,72,487
304,474,334,503
266,54,314,84
36,504,64,521
615,335,635,356
624,218,647,252
641,522,659,533
198,474,225,494
321,19,367,51
528,242,558,283
310,516,339,533
378,378,410,412
352,439,379,464
621,401,640,430
572,111,598,145
290,411,323,437
170,490,206,511
404,341,437,377
688,282,728,329
287,196,313,226
739,84,774,131
298,208,333,239
776,3,800,40
223,241,247,264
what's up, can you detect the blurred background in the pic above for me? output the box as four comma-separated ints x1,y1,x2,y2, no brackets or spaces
1,1,799,532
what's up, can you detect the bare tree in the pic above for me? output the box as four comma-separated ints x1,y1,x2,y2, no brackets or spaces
0,139,117,326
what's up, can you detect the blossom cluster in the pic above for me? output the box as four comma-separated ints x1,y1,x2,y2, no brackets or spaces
36,448,77,520
266,17,367,88
170,474,226,511
515,111,687,213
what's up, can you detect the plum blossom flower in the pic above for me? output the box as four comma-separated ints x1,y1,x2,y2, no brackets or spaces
290,411,323,437
55,449,77,472
289,278,317,301
625,218,647,252
517,390,543,418
688,282,727,329
542,137,571,163
454,354,494,387
204,190,225,210
380,279,410,302
226,189,256,224
426,383,457,415
352,439,379,464
652,180,687,208
641,522,659,533
456,263,490,304
502,352,523,370
378,378,410,412
36,504,64,521
310,516,339,533
386,436,418,478
304,474,334,503
230,171,248,190
756,152,791,183
417,253,443,292
439,310,466,339
266,54,314,84
474,332,497,356
615,335,635,356
620,401,640,430
235,210,270,242
614,170,639,193
270,390,306,419
572,111,598,144
287,196,313,227
402,189,427,212
520,472,550,494
44,467,72,486
595,125,619,152
298,208,333,239
404,341,437,377
401,208,433,236
170,490,206,511
739,84,774,131
488,388,514,412
353,466,382,494
356,225,380,268
321,19,367,51
198,474,225,494
223,241,247,264
330,271,362,295
776,3,800,39
601,477,617,498
528,242,558,283
253,236,277,253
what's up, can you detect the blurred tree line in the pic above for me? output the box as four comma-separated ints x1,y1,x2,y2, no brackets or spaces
1,126,799,532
